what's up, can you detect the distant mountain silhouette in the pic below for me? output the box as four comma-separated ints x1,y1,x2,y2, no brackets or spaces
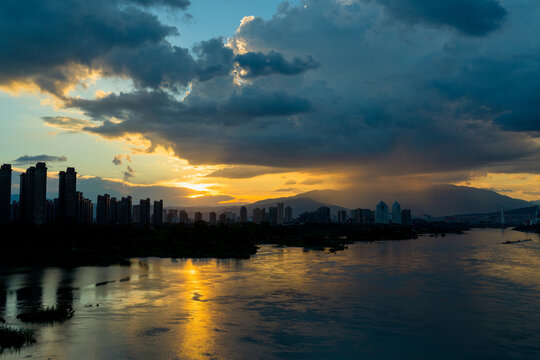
289,185,532,217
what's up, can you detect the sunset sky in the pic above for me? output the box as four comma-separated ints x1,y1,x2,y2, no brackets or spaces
1,0,539,206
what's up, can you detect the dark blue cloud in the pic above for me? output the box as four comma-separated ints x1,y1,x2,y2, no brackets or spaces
14,155,67,164
127,0,190,9
235,51,319,78
372,0,507,36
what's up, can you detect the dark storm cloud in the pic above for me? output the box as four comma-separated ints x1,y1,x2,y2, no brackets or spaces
0,0,178,95
206,166,290,179
14,155,67,164
235,51,320,78
369,0,507,36
127,0,191,9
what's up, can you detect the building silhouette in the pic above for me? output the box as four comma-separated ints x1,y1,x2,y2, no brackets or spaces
109,197,118,224
20,162,47,224
375,201,389,224
118,196,132,225
194,211,203,222
401,209,411,226
252,208,265,224
76,192,93,224
297,206,331,224
277,202,284,225
153,200,163,226
338,210,347,223
268,207,278,225
132,204,140,224
179,210,188,224
139,198,151,226
391,201,402,224
166,209,178,224
58,167,77,223
0,164,11,224
351,208,374,224
209,211,217,225
240,206,247,223
97,194,111,225
285,206,293,224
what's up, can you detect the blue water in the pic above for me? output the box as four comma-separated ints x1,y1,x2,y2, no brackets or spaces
1,228,539,359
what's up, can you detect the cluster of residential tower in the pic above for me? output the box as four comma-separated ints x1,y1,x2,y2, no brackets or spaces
0,162,413,226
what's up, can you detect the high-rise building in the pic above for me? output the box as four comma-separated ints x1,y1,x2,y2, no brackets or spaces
209,211,217,225
58,167,77,223
109,197,118,224
118,196,132,225
20,162,47,225
140,198,151,226
166,209,178,223
268,207,278,225
132,204,141,224
153,200,164,226
0,164,12,224
391,201,402,224
375,201,389,224
401,209,412,226
285,206,293,224
97,194,111,225
219,212,227,224
76,192,93,224
194,211,203,222
11,200,20,222
338,210,347,223
45,200,55,224
252,208,265,224
179,210,188,224
351,208,374,224
277,202,284,225
239,206,247,223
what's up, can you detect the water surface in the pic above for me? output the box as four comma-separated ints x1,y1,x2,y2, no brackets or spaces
1,228,539,359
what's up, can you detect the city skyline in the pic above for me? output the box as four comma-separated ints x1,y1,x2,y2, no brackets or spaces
0,0,539,208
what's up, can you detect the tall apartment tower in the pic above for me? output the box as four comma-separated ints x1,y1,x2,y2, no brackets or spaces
96,194,111,225
194,211,203,222
240,206,248,223
153,200,163,226
391,201,402,225
118,196,132,225
0,164,12,223
375,201,389,224
76,192,93,224
285,206,293,224
209,211,217,225
20,162,47,225
277,202,284,225
139,198,151,226
58,167,77,223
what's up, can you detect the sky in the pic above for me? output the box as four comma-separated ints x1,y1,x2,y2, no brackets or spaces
0,0,539,206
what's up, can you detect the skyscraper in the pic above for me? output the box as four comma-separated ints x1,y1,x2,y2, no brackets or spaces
118,196,132,225
375,201,389,224
109,197,118,224
20,162,47,224
338,210,347,223
240,206,247,223
0,164,12,224
252,208,265,224
209,211,217,225
391,201,402,224
269,207,278,225
97,194,111,225
277,202,284,225
76,192,93,224
285,206,293,224
140,198,151,226
401,209,412,226
194,211,203,222
153,200,164,226
179,210,188,224
58,167,77,223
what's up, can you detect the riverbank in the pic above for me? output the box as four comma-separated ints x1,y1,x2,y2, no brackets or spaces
0,222,470,268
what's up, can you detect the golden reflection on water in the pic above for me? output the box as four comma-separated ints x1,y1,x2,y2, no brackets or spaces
176,259,216,360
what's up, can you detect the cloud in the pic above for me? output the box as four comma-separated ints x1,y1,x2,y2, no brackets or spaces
42,116,96,131
368,0,507,36
3,0,540,185
235,51,319,78
284,179,297,185
301,178,323,186
274,188,300,192
206,166,290,179
127,0,191,9
123,165,135,180
112,155,123,166
14,155,67,164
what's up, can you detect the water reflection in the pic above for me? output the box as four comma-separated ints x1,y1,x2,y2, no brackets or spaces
0,229,539,359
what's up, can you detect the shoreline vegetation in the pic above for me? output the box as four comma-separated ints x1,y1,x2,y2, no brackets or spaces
0,222,470,269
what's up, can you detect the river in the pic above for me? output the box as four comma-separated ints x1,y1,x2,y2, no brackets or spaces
1,228,539,359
